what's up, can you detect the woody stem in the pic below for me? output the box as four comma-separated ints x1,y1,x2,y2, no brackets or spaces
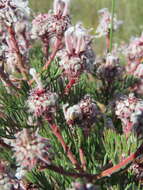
7,26,29,81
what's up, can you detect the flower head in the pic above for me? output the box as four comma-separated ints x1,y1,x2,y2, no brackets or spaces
0,160,23,190
0,0,30,26
57,24,95,80
65,23,91,55
130,161,143,183
63,95,101,133
31,0,71,42
96,52,123,82
67,182,97,190
27,68,58,118
96,8,123,38
115,93,143,135
125,33,143,62
27,88,58,118
10,129,53,175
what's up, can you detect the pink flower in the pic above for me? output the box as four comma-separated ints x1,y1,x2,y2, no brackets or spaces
27,68,58,118
10,129,53,175
53,0,70,17
63,95,101,133
96,8,123,38
65,24,90,55
31,0,71,42
57,24,95,80
115,93,143,135
96,52,123,82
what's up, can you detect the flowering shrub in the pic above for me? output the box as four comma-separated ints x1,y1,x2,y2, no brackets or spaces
0,0,143,189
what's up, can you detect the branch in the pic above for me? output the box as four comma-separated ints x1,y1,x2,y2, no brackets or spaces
29,38,62,86
41,143,143,181
48,123,83,172
0,67,18,90
43,38,62,70
7,26,29,81
79,148,86,171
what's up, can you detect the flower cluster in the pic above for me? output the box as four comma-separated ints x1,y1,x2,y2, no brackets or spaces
125,33,143,64
8,128,53,177
96,52,123,82
57,24,95,81
0,0,31,75
124,33,143,94
115,93,143,135
67,182,97,190
27,68,58,118
130,161,143,183
0,160,23,190
63,95,101,134
31,0,71,46
27,88,58,118
95,8,123,38
0,0,30,26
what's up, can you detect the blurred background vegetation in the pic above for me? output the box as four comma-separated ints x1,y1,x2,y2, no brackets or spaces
30,0,143,52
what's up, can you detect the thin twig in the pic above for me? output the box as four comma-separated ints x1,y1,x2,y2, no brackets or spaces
106,32,110,52
49,123,83,172
43,38,62,70
40,143,143,181
7,26,29,80
0,67,18,90
29,39,62,86
79,148,86,171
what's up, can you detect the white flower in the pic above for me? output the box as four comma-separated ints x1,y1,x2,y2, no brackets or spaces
125,33,143,61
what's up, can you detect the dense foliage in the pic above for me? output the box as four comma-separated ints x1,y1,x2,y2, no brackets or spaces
0,0,143,190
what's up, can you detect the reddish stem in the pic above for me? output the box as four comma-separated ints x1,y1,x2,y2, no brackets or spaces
29,38,62,86
43,38,61,70
79,148,86,171
7,26,28,80
0,68,18,90
41,143,143,181
64,78,77,95
97,143,143,179
106,32,110,52
49,123,83,172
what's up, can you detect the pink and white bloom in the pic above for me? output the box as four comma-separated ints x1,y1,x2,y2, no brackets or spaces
0,0,30,26
96,8,123,38
31,0,71,43
96,52,123,82
9,129,53,176
67,182,97,190
63,95,101,132
115,93,143,135
125,33,143,62
57,24,95,80
53,0,70,17
27,68,58,118
65,23,90,55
